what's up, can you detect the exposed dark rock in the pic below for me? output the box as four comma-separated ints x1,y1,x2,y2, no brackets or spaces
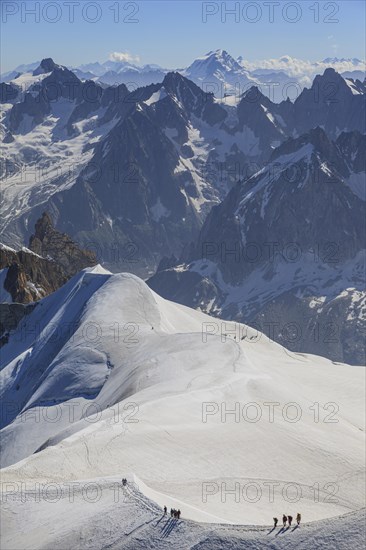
0,82,18,103
2,131,14,143
148,130,366,365
0,302,36,347
0,245,67,304
29,212,97,277
33,58,57,75
1,213,97,304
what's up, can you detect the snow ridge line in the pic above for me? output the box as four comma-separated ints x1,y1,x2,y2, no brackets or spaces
123,478,366,531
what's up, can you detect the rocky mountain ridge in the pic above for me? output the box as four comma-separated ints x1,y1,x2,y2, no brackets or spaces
148,128,366,365
1,59,364,275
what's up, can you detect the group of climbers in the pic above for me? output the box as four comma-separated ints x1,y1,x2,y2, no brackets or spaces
273,513,301,528
163,506,181,519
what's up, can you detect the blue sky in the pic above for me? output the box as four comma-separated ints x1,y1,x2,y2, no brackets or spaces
1,1,365,71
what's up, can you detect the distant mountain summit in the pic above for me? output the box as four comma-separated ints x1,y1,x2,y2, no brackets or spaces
33,57,58,75
186,49,245,75
322,57,363,65
184,49,257,94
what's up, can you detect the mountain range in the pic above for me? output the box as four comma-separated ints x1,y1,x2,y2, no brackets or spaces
148,127,366,365
0,55,365,364
2,50,365,103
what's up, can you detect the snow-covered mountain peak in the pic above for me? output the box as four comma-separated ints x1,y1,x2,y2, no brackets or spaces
204,49,241,69
184,49,256,91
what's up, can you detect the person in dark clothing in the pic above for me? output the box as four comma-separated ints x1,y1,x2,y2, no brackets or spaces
296,513,301,525
163,506,167,515
273,517,278,528
174,510,178,518
170,508,174,517
282,514,287,527
288,515,293,526
177,509,181,519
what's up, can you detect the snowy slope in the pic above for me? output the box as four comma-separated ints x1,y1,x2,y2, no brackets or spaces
1,475,365,549
0,99,118,243
0,268,364,532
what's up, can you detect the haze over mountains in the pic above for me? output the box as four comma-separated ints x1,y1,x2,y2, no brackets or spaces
2,50,365,101
1,53,365,365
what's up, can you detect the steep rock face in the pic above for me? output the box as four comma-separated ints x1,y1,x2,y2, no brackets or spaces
148,129,366,365
17,72,230,275
189,128,365,284
0,213,97,305
236,87,289,154
1,64,365,276
0,245,67,303
0,82,19,103
0,303,36,347
29,212,97,277
248,287,366,365
292,68,366,137
162,72,228,125
32,58,57,75
336,130,366,173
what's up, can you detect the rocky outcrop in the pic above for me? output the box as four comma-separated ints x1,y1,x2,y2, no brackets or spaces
0,244,67,303
0,213,97,304
29,212,97,277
